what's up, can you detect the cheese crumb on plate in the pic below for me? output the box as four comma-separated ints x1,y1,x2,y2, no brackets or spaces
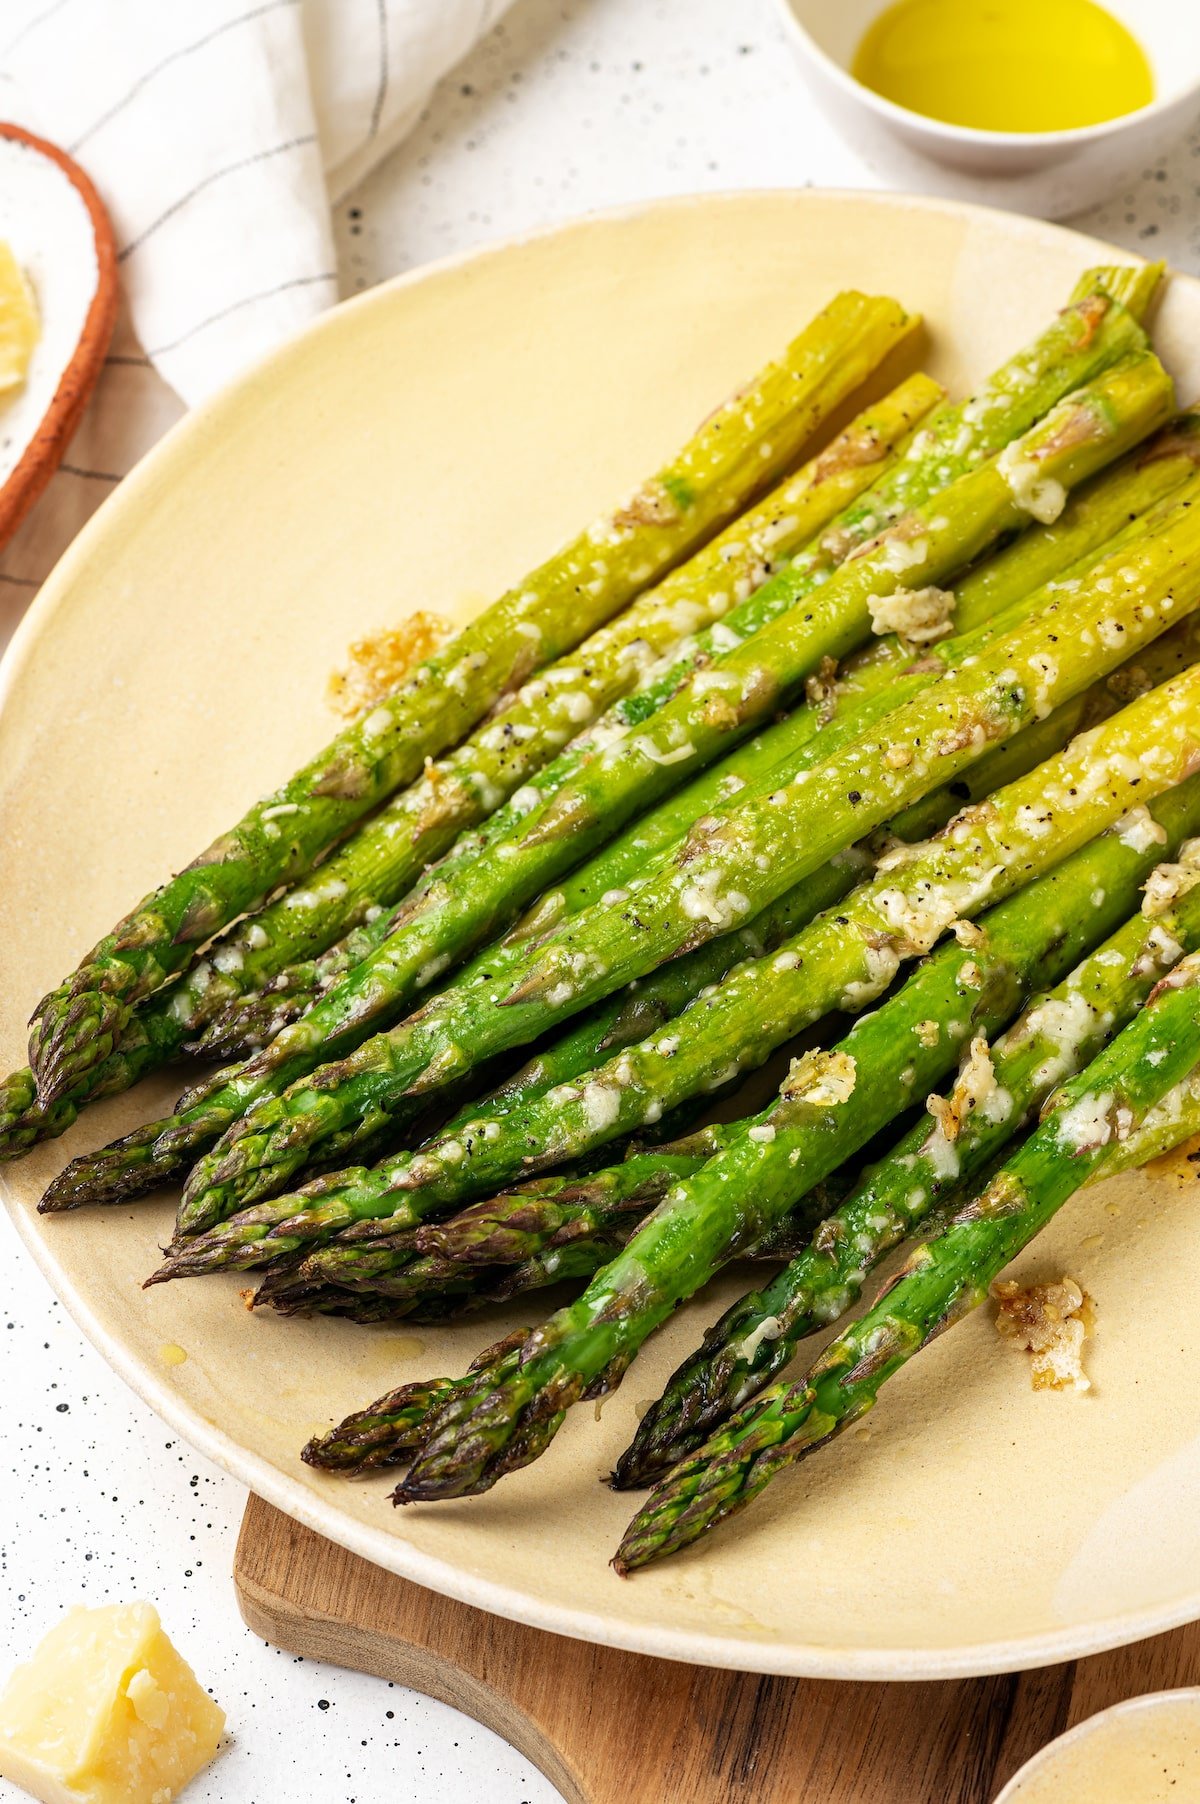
992,1275,1094,1393
327,609,452,718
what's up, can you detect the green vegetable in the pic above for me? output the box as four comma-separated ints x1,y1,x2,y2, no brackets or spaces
613,949,1200,1573
31,289,915,1105
391,782,1200,1504
242,626,1200,1293
200,406,1200,1064
146,620,1200,1280
184,375,940,1047
171,382,1200,1234
33,340,1171,1205
616,810,1200,1485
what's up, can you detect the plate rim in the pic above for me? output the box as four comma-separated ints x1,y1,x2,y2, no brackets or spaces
5,184,1198,1680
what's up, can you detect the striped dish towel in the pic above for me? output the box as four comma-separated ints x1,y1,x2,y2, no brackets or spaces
0,0,513,645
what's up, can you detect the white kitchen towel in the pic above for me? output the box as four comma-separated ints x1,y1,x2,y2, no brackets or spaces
2,0,515,404
0,0,514,642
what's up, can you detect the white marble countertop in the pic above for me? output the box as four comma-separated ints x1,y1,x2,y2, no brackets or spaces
2,2,1199,1800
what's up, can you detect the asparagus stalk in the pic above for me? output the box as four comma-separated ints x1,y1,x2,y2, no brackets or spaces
398,1152,708,1268
304,801,1200,1465
8,273,1163,1158
1,377,938,1159
46,481,939,1207
198,355,1171,1089
39,357,1179,1210
21,580,1154,1183
616,822,1200,1485
263,1153,710,1307
392,786,1200,1506
292,1231,641,1316
613,950,1200,1573
164,378,945,1048
199,281,1166,1060
294,1016,1200,1335
31,291,917,1106
305,1035,1200,1465
195,407,1200,1063
150,624,1200,1280
258,739,1001,1292
39,690,871,1211
141,675,1169,1270
276,1164,851,1325
1102,1067,1200,1167
31,524,1068,1206
1070,261,1164,318
304,1374,482,1467
170,412,1200,1234
293,1183,867,1466
305,671,1200,1296
182,613,1198,1262
294,1181,857,1467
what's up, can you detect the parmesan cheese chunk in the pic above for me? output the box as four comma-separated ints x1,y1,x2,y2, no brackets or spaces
0,240,38,397
1114,803,1168,856
928,1034,997,1143
0,1603,224,1804
737,1314,784,1362
995,441,1067,524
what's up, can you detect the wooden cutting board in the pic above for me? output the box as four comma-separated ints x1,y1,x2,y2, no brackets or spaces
234,1494,1200,1803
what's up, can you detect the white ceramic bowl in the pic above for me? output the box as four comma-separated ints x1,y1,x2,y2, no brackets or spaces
995,1689,1200,1801
774,0,1200,218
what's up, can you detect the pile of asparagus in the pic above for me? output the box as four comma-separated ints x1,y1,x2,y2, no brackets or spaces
11,260,1200,1575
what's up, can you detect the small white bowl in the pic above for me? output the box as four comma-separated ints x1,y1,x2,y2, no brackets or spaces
994,1688,1200,1802
774,0,1200,218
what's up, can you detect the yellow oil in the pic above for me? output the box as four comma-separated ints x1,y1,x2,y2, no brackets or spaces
851,0,1154,133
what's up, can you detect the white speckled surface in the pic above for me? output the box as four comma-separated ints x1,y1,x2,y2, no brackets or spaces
2,2,1199,1800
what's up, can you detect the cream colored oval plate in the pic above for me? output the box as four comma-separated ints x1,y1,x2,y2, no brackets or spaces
4,191,1200,1681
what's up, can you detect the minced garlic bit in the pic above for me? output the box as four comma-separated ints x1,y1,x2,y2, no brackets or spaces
867,584,956,645
926,1035,996,1143
992,1275,1094,1393
1141,837,1200,917
782,1048,857,1107
804,654,840,724
327,610,453,718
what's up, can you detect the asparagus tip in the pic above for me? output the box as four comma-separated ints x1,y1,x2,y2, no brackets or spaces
31,991,127,1106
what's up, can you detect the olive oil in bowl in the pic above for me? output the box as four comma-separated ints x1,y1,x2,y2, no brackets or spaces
852,0,1154,133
